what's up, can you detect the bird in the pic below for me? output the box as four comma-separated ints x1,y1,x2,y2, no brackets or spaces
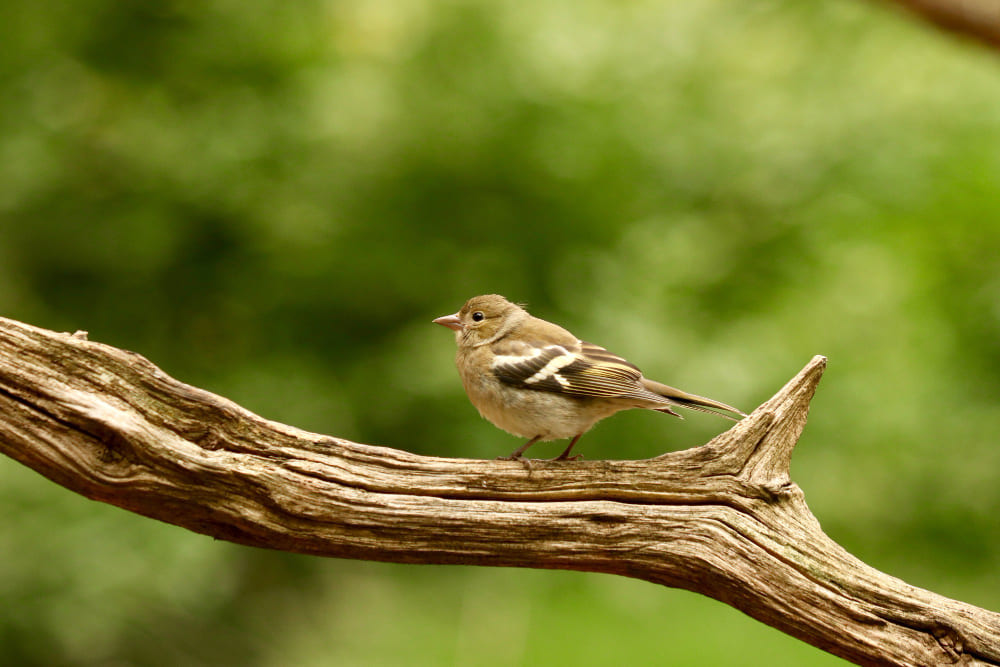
433,294,746,462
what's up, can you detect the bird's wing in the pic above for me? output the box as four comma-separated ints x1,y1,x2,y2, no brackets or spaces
491,339,665,403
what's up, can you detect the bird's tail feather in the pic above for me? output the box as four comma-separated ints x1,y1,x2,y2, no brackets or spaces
642,379,746,421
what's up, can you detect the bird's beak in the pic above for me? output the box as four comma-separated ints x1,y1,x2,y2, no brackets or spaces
433,312,463,331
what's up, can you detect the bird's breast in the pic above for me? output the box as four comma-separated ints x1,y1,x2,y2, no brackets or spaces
456,349,618,440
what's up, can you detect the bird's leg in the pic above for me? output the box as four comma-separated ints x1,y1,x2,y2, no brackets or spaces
549,434,584,461
498,436,542,461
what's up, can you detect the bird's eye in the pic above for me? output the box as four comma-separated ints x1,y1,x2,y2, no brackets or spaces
472,311,485,322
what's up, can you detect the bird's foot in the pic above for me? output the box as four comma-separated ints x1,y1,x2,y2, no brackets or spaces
496,453,535,470
547,453,584,462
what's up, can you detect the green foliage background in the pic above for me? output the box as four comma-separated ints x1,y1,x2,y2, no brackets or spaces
2,0,999,664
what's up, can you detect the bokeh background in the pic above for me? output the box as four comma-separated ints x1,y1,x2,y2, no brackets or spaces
2,0,1000,664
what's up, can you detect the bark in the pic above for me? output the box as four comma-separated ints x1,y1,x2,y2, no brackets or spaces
882,0,1000,50
0,316,998,666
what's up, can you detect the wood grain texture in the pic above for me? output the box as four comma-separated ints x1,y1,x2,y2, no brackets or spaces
0,316,998,666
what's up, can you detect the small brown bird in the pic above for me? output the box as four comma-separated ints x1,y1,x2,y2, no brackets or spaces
434,294,745,461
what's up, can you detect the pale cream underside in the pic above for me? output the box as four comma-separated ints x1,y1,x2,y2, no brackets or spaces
459,365,632,440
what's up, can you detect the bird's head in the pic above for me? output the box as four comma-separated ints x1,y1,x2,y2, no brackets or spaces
433,294,526,346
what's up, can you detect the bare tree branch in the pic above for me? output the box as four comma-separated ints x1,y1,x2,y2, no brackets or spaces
0,316,998,666
882,0,1000,50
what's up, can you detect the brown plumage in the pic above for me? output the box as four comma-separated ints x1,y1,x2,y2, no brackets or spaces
434,294,745,462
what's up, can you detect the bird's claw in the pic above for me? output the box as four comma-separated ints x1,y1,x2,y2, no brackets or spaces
496,453,534,470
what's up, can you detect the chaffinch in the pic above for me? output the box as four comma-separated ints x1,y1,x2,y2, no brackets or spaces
434,294,745,462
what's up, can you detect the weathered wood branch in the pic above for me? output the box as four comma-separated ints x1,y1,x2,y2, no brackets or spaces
0,316,998,666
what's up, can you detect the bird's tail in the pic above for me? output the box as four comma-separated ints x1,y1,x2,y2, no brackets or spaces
642,379,747,421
